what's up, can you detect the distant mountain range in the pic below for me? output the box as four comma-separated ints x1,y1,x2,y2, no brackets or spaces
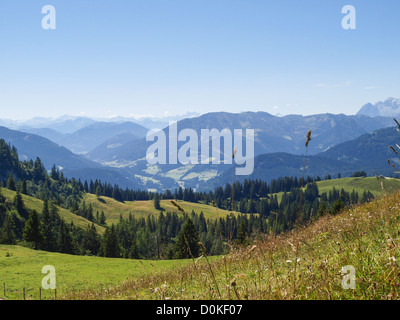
14,116,97,134
83,111,396,190
1,99,400,191
357,97,400,118
51,121,149,154
86,112,395,162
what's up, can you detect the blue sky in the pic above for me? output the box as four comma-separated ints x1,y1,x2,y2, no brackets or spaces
0,0,399,120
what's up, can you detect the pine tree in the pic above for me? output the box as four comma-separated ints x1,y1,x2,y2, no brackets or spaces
33,157,46,183
13,191,27,218
57,220,74,254
100,225,121,258
7,173,16,191
128,237,139,259
153,193,161,210
236,219,247,246
174,218,200,259
50,165,59,180
0,213,16,244
41,199,56,252
21,180,28,195
82,224,101,256
95,185,102,198
23,210,43,249
99,211,106,226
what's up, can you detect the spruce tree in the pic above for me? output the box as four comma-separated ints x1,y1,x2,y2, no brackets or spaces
174,218,200,259
100,225,121,258
23,210,43,249
7,173,16,191
95,185,102,198
236,219,247,246
41,199,56,252
0,213,16,244
21,180,28,195
14,191,27,219
99,211,106,226
128,237,139,259
82,224,101,256
153,193,161,210
57,220,74,254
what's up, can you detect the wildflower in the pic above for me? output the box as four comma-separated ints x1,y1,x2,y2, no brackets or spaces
286,260,292,263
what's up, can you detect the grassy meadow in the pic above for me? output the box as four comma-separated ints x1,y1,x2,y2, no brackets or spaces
83,193,242,225
0,244,195,300
269,177,400,205
315,176,400,197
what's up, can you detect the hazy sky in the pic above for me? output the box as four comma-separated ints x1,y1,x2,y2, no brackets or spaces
0,0,399,120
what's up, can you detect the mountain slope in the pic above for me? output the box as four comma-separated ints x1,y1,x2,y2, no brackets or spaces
1,188,105,233
0,126,97,170
86,132,142,162
0,126,143,189
201,152,356,190
204,125,400,190
56,121,149,154
319,125,399,175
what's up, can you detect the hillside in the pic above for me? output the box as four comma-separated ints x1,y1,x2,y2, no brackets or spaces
319,125,400,176
0,126,98,171
1,188,104,233
82,177,400,224
0,127,144,189
315,176,400,197
83,193,244,225
202,152,355,190
56,121,149,154
205,124,400,190
62,189,400,300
